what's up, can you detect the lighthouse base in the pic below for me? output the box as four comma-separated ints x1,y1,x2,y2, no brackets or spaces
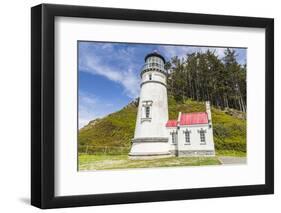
129,137,171,159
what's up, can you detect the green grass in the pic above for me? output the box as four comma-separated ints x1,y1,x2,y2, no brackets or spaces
78,154,221,171
216,150,247,157
78,104,137,154
79,97,247,160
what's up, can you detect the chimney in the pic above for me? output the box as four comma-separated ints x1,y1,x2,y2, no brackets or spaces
206,101,212,122
177,112,182,129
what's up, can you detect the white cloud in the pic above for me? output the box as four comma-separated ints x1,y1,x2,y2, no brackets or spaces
160,46,191,59
78,90,126,129
79,43,140,98
212,48,226,58
160,45,229,61
78,92,99,128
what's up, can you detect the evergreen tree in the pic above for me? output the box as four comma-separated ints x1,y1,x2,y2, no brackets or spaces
166,48,246,112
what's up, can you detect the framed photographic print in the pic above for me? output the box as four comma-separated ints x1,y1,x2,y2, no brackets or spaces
31,3,274,209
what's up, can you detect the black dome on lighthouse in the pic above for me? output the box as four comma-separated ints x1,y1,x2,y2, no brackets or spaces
144,51,166,64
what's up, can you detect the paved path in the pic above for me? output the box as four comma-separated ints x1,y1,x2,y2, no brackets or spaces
218,156,247,165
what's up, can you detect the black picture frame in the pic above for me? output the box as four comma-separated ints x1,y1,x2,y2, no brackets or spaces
31,3,274,209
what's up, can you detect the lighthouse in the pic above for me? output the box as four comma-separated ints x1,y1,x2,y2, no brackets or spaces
129,51,171,158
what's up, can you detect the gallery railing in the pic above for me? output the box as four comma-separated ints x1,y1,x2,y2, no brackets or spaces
142,62,164,71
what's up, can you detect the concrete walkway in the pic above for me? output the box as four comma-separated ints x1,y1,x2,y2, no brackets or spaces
218,156,247,165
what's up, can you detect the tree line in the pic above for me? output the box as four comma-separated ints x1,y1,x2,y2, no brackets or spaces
165,48,246,112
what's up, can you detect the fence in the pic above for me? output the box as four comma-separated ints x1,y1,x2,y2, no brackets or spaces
78,145,130,155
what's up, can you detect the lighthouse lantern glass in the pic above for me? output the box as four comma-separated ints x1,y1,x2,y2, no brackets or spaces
144,56,165,71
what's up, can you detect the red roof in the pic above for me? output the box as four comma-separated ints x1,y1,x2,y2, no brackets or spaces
180,112,208,125
166,120,178,127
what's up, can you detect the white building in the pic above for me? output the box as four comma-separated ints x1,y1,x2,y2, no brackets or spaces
129,51,215,158
166,102,215,156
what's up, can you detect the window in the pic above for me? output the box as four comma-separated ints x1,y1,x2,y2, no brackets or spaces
145,106,150,118
200,132,205,143
198,129,206,144
141,100,153,122
184,130,191,144
171,132,177,144
149,74,152,80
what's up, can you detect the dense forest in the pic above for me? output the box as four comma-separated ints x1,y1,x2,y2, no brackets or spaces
165,48,247,112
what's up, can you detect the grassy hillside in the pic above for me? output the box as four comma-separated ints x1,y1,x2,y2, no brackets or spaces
79,97,246,156
79,101,138,154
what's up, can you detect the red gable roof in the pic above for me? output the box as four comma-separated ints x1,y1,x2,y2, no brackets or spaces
180,112,208,125
166,120,178,127
166,112,209,127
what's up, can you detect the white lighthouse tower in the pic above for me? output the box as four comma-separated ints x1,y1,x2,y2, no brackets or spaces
129,51,171,158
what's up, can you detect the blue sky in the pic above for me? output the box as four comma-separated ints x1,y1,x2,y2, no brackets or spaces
78,41,246,128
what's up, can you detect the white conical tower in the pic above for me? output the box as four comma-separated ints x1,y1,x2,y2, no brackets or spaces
129,51,171,158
